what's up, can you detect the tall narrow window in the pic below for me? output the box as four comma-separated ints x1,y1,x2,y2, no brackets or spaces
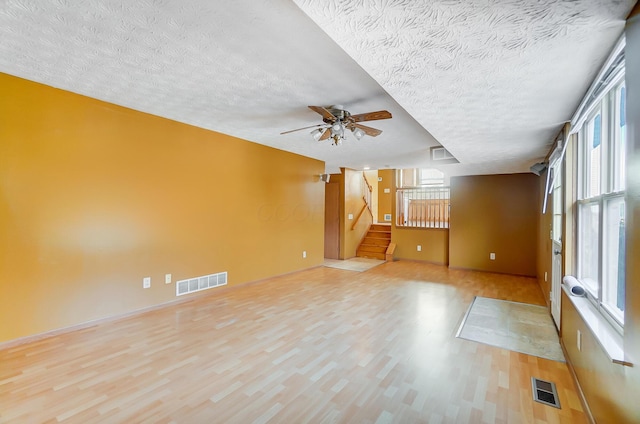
576,80,626,326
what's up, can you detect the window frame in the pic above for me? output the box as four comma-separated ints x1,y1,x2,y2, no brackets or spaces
575,77,626,331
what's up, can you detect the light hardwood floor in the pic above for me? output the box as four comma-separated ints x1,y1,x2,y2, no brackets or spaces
0,261,587,423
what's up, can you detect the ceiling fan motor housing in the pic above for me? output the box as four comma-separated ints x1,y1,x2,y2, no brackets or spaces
324,107,350,123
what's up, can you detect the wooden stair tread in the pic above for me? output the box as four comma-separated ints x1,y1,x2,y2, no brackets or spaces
356,224,392,260
362,237,391,246
355,252,386,260
366,232,391,238
357,246,387,254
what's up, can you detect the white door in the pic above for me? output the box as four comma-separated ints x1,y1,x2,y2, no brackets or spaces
550,166,563,329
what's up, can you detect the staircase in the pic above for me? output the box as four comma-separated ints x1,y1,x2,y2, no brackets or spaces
356,224,392,260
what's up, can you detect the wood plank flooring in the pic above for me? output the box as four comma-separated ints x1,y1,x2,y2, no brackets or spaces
0,261,587,423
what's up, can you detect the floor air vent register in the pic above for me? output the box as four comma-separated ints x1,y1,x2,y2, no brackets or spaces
531,377,561,408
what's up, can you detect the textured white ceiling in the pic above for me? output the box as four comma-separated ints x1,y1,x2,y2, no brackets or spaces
0,0,635,175
293,0,635,175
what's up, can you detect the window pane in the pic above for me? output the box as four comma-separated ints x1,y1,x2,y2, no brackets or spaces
613,84,626,192
603,196,625,322
586,113,602,197
419,168,445,186
578,202,600,294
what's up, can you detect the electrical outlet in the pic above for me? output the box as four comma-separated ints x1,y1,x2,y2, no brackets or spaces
417,245,422,252
348,213,353,220
143,277,151,289
490,252,496,260
577,330,582,351
165,274,172,284
302,251,307,258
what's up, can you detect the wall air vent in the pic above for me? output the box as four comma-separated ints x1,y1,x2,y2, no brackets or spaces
531,377,561,408
176,272,227,296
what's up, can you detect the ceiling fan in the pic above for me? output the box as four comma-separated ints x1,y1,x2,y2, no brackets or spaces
281,105,392,145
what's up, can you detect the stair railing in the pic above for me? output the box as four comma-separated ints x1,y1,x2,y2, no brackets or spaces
351,172,374,230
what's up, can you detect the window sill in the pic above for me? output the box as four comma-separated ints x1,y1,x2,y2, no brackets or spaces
562,284,632,367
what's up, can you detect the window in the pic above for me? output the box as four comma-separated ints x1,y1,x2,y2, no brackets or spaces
396,168,449,228
576,79,626,325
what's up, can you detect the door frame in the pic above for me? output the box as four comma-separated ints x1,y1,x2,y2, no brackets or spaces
550,163,563,329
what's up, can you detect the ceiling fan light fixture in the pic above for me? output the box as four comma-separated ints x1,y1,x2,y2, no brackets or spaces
331,122,344,137
352,127,365,140
310,128,324,141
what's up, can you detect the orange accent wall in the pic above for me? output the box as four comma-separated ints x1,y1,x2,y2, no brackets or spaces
377,169,393,223
0,73,324,343
392,228,449,264
449,173,539,276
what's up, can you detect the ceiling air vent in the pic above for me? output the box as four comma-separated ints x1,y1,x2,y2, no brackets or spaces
431,147,454,161
176,271,227,297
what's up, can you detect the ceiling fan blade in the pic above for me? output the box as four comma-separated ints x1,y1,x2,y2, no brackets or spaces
350,110,392,122
280,124,326,135
308,106,337,121
352,123,382,137
319,128,332,141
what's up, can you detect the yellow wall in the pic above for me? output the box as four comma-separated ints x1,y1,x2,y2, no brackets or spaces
0,73,324,343
560,293,637,422
392,228,449,264
377,169,393,223
449,173,538,276
341,168,371,259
